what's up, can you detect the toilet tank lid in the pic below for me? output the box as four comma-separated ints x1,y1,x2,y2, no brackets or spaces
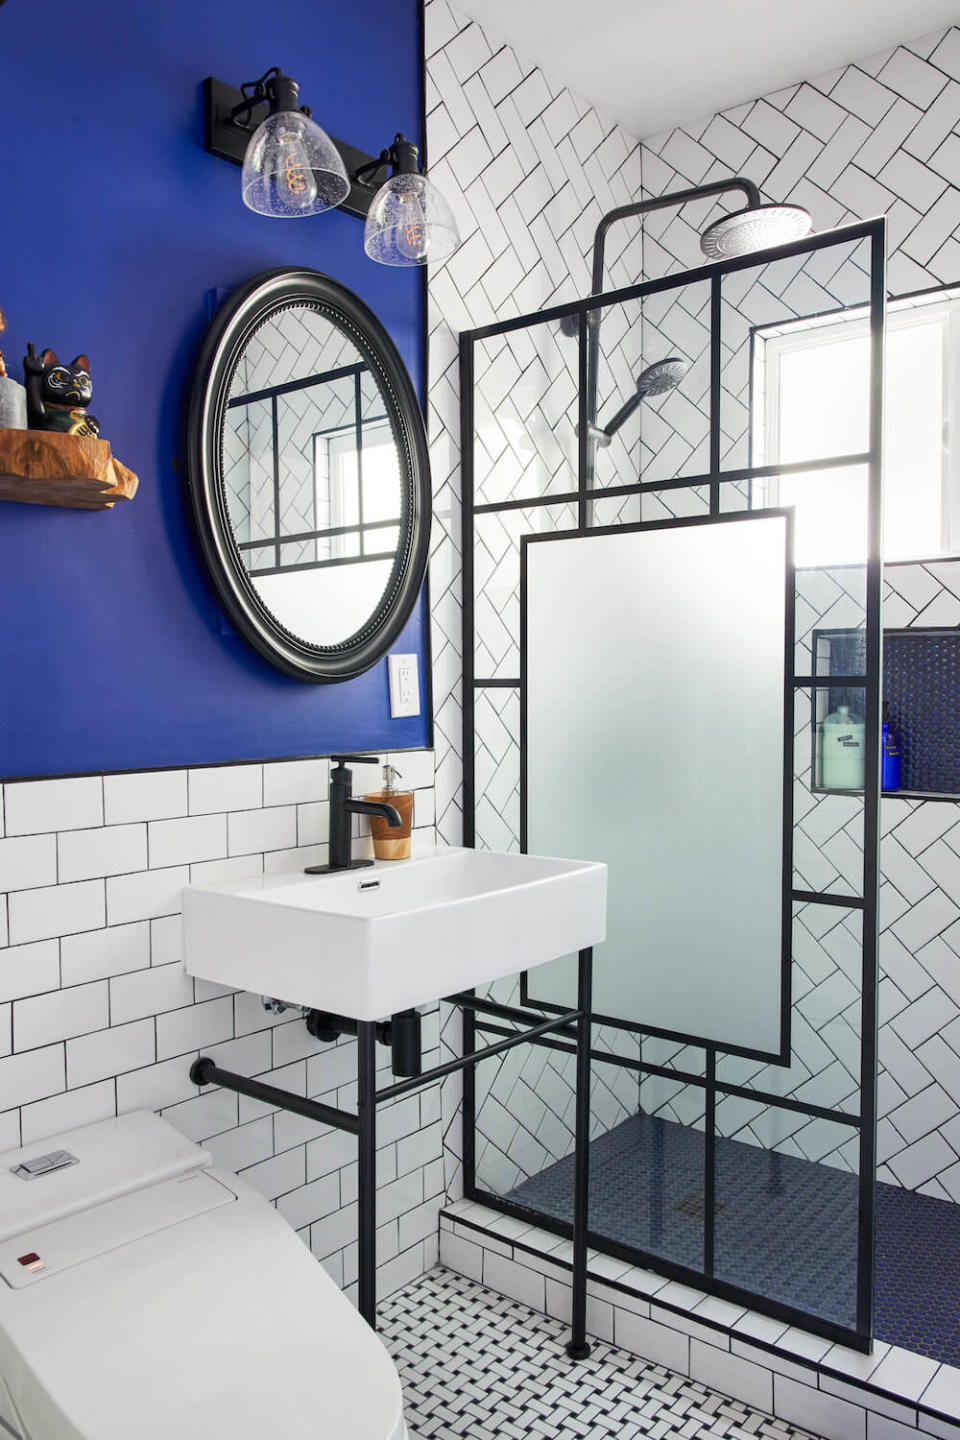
0,1112,209,1242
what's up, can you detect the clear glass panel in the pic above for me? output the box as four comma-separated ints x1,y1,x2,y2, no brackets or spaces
587,492,641,528
591,295,645,492
795,688,865,898
640,1036,708,1078
474,1045,640,1216
717,904,862,1117
641,482,709,522
721,236,872,474
742,273,950,563
474,320,578,506
591,282,712,491
714,1105,860,1330
883,309,947,559
590,1078,706,1271
732,461,868,678
776,336,870,463
474,1038,577,1200
525,515,787,1054
473,501,577,679
473,684,520,854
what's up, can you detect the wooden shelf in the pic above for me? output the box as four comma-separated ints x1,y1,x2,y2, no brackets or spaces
0,429,139,511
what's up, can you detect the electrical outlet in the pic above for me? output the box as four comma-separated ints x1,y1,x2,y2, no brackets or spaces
388,653,420,718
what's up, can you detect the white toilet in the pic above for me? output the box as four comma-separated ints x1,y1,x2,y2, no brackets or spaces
0,1111,407,1440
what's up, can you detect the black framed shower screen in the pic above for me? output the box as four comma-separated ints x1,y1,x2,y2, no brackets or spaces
458,217,885,1351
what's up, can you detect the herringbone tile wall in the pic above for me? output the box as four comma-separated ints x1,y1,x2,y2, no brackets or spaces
610,20,960,1199
424,0,647,1202
639,28,960,295
426,8,960,1202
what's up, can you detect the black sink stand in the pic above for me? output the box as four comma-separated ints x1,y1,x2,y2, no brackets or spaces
190,948,594,1359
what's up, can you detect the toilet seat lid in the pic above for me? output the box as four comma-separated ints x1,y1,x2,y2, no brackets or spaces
0,1173,404,1440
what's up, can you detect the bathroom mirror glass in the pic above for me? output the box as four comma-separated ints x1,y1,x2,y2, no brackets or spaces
187,268,430,681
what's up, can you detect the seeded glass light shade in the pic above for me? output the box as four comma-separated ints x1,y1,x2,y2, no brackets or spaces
242,110,350,218
364,172,460,267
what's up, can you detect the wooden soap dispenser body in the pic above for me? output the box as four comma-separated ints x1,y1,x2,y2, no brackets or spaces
366,764,413,860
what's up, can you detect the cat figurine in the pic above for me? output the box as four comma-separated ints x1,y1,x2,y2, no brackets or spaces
23,345,100,438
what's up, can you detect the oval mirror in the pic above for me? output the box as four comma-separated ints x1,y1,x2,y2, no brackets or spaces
187,268,430,681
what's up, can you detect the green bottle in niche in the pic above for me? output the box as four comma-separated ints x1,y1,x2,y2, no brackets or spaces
820,703,866,790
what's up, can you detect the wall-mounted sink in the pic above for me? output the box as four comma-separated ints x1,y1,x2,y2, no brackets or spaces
182,847,606,1020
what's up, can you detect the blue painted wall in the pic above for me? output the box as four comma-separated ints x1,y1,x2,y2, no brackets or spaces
0,0,429,779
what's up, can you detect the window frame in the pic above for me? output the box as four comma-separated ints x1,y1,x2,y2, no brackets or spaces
755,288,960,562
323,419,402,562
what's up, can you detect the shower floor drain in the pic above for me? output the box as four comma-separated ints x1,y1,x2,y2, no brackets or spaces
674,1192,727,1220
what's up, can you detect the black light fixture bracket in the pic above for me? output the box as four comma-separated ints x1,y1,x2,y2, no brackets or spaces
203,74,382,219
353,133,421,187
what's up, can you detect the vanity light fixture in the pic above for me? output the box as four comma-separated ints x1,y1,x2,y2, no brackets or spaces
358,135,460,267
203,75,461,264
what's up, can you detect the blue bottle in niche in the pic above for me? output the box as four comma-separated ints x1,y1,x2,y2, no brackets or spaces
882,701,902,792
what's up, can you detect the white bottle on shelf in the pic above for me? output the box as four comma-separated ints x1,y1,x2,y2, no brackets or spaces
0,350,27,429
820,703,866,790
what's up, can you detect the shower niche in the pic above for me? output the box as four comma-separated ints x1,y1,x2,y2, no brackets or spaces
814,623,960,797
461,216,885,1351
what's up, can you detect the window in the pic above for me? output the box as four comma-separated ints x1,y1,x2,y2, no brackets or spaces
754,290,960,566
314,421,402,562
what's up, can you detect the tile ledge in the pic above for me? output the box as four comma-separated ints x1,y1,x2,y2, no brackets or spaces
441,1200,958,1421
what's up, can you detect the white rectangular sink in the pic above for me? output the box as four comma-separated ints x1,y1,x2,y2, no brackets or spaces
182,847,606,1020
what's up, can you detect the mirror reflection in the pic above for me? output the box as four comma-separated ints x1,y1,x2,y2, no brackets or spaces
222,304,404,647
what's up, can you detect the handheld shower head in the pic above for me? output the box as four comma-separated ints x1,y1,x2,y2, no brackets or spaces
636,357,689,397
700,202,812,260
595,356,689,444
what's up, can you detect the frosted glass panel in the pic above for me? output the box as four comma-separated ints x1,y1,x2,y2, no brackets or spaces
525,514,788,1054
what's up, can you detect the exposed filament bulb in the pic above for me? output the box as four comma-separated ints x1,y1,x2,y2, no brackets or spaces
278,128,318,211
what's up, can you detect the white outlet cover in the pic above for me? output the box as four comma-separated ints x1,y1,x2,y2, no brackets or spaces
388,653,420,718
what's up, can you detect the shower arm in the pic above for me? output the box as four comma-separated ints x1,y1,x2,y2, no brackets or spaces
582,177,761,477
588,177,761,297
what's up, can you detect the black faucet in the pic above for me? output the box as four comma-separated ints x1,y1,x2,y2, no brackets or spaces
304,755,403,875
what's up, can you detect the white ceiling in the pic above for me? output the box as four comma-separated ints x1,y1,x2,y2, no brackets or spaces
454,0,960,139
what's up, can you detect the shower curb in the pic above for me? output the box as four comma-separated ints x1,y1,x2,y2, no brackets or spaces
440,1199,960,1440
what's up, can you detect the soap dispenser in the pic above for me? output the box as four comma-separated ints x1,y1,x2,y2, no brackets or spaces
820,702,866,791
365,764,414,860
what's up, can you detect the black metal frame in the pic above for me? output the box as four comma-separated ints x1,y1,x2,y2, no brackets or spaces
190,953,595,1356
186,267,431,683
459,218,886,1352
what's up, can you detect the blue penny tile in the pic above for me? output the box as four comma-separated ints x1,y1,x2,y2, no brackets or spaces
501,1112,960,1368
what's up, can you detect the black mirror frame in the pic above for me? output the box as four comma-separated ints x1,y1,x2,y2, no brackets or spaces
186,267,431,682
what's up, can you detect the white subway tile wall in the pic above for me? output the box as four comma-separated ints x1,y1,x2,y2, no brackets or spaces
0,751,441,1303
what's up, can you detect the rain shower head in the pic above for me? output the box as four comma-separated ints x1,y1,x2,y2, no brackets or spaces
595,356,689,444
700,203,812,260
